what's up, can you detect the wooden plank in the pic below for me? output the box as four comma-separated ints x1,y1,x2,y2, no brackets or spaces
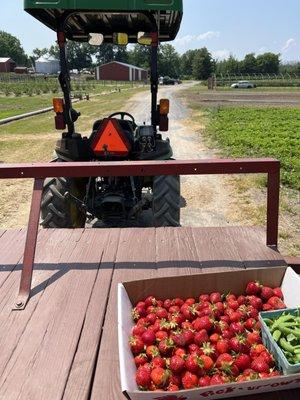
155,227,202,276
91,228,157,399
0,229,77,378
62,228,121,400
0,228,84,400
0,229,26,288
0,228,113,400
192,227,245,272
231,227,286,268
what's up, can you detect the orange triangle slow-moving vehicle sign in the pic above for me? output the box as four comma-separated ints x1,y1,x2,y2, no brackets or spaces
91,118,131,156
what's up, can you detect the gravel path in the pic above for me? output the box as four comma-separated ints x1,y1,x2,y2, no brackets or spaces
124,83,236,227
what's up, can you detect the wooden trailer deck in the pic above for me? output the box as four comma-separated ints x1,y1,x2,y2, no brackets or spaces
0,226,298,400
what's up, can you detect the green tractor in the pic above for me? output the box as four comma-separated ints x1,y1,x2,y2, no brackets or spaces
24,0,183,228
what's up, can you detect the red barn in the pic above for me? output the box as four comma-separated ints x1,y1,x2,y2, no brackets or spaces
95,61,148,82
0,58,16,73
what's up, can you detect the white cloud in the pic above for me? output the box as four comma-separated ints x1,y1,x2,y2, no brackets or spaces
282,38,296,53
175,31,220,47
211,49,230,60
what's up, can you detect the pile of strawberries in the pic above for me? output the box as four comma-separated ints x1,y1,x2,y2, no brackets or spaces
129,281,286,392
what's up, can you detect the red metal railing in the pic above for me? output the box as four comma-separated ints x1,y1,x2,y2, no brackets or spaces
0,158,280,309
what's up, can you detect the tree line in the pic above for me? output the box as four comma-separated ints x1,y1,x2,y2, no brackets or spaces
1,30,300,79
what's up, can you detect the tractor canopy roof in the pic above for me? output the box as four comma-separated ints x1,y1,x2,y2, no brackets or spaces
24,0,183,43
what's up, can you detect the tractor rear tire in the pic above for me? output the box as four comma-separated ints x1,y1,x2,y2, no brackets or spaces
41,161,86,228
153,175,180,227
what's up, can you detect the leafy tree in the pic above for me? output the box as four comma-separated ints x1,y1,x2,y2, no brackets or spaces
32,48,48,60
158,44,181,77
0,31,28,65
256,53,280,74
192,48,214,80
180,50,196,77
67,42,93,70
128,45,150,69
241,53,257,74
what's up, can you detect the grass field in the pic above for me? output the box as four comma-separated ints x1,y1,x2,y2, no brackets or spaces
0,95,54,119
206,107,300,190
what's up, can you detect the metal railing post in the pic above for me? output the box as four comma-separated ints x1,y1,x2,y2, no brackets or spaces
13,178,44,310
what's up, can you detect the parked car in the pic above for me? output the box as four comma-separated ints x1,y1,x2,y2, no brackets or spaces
231,80,256,89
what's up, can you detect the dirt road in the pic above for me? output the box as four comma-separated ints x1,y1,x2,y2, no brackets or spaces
124,83,237,227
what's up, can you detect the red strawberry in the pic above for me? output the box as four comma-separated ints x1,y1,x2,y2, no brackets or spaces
171,331,187,347
210,292,222,303
129,336,144,355
169,305,180,314
199,375,211,387
247,306,259,319
209,333,220,343
185,354,201,373
141,330,156,345
182,371,198,389
222,329,234,340
194,329,209,346
234,354,251,371
132,305,146,321
199,354,214,371
185,297,196,305
146,313,157,325
182,330,194,345
251,357,270,373
267,296,286,310
173,297,184,307
237,295,247,305
246,281,261,295
199,294,210,302
227,299,239,311
132,324,147,337
167,383,180,391
169,372,181,387
263,303,273,311
163,299,172,309
136,366,151,389
230,322,245,334
215,353,233,369
193,316,213,331
260,350,275,366
261,286,274,301
156,330,168,342
229,335,249,353
244,318,257,330
188,343,201,356
246,331,262,346
228,310,243,323
135,353,148,367
158,339,174,356
145,296,158,307
210,373,228,385
247,296,263,311
216,339,229,354
146,345,159,359
170,355,185,374
250,344,267,359
156,307,168,319
151,367,170,388
151,356,166,369
174,347,186,358
273,287,283,299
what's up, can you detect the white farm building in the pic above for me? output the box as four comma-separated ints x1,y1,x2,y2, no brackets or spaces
35,56,60,74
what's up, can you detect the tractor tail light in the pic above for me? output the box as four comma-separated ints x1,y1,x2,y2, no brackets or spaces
53,98,64,114
159,115,169,132
55,114,66,130
159,99,170,115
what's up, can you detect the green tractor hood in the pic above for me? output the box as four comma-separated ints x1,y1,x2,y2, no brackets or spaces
24,0,183,42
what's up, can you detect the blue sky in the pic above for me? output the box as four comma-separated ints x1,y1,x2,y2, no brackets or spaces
1,0,299,61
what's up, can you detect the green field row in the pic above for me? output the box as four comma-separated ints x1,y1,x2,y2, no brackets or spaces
206,107,300,190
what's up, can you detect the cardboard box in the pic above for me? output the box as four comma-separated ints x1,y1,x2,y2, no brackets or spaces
118,267,300,400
